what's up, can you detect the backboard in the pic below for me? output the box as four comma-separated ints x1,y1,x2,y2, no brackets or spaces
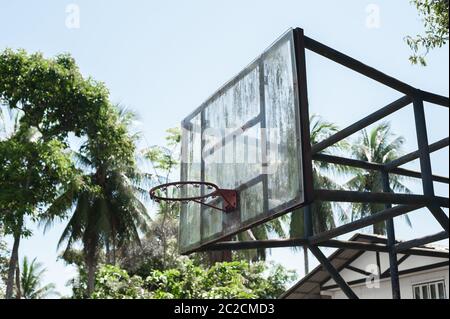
179,28,312,254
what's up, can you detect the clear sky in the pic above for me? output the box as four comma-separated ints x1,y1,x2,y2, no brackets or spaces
0,1,448,296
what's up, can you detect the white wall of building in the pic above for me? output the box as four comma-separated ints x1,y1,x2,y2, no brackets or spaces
281,236,449,300
323,266,449,299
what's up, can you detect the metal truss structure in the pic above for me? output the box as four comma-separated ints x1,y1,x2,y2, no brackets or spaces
200,28,449,299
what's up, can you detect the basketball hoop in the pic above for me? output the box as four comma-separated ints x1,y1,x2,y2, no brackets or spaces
149,181,238,213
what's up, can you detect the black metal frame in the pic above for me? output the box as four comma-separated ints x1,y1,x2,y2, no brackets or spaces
200,28,449,299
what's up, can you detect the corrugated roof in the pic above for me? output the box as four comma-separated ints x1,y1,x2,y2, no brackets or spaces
280,233,449,299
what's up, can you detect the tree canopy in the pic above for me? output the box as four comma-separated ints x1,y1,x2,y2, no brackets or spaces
407,0,449,65
0,134,75,236
0,49,109,139
91,260,296,299
0,49,141,298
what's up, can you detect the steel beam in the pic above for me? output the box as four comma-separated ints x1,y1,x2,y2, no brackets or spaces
311,96,411,154
419,90,450,107
201,237,449,258
382,172,401,299
322,240,449,258
413,99,450,232
346,265,372,276
389,167,449,184
427,206,449,233
303,205,314,275
314,190,449,208
313,153,449,184
386,216,401,299
293,28,315,204
313,153,383,171
386,137,449,170
322,240,390,252
304,36,418,96
309,205,423,244
198,238,309,251
395,231,448,253
413,98,436,195
304,36,449,108
202,238,391,252
203,238,391,252
308,245,359,299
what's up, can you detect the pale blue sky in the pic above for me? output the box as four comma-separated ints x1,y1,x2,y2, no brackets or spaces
0,1,448,296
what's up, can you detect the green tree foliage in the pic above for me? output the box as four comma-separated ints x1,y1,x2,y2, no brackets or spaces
0,135,75,234
1,49,149,298
0,106,76,298
347,123,412,234
92,264,150,299
91,260,296,299
58,249,90,299
0,49,109,139
120,215,182,276
144,128,181,268
0,227,8,298
20,256,58,299
0,49,115,298
406,0,449,65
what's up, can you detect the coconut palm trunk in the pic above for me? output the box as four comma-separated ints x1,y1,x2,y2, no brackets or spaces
5,158,31,299
85,251,97,296
105,239,111,264
303,247,309,275
112,229,117,266
5,232,20,299
15,263,21,299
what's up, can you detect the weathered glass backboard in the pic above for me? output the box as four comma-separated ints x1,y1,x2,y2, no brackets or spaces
179,29,311,254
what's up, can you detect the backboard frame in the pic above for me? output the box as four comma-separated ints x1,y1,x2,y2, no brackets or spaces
179,28,314,255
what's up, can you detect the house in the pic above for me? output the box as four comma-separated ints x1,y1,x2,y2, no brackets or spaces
280,233,449,299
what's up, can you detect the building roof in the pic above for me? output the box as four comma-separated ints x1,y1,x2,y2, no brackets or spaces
280,233,449,299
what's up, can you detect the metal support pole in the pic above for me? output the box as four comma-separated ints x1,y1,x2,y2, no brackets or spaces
308,245,359,299
382,172,401,299
304,205,314,238
413,98,450,232
303,205,314,275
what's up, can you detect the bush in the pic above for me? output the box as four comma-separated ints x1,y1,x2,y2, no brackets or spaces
91,265,151,299
91,260,296,299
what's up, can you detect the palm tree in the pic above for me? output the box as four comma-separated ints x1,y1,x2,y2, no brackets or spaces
289,115,349,274
42,106,150,296
346,122,412,234
20,257,57,299
235,220,287,262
